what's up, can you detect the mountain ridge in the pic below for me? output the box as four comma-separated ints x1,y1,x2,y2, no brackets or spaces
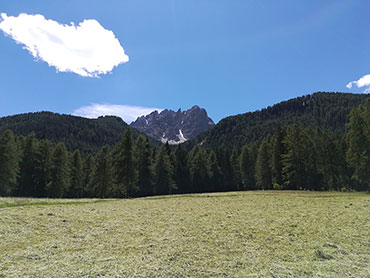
130,105,215,144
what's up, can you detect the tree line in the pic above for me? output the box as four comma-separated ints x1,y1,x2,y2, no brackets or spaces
1,98,370,198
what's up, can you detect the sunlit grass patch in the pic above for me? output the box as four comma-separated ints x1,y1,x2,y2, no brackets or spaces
0,191,369,277
0,197,107,209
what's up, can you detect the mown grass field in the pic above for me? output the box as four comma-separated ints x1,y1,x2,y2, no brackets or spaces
0,191,369,277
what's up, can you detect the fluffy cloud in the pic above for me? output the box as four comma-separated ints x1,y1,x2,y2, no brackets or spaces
0,13,129,77
346,74,370,92
73,104,162,123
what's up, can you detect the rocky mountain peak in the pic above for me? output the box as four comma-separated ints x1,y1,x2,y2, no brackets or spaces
130,106,215,144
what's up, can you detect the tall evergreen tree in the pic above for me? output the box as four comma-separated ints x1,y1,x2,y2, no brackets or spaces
208,150,222,192
270,126,285,186
17,133,39,196
282,125,305,190
255,139,272,189
135,136,154,196
0,130,19,196
230,148,242,190
346,99,370,190
188,146,211,193
33,139,52,197
90,146,114,198
47,142,70,198
301,128,321,190
171,145,190,194
240,145,255,190
216,148,233,191
312,128,344,190
153,145,176,195
82,154,95,197
68,150,84,198
112,127,138,198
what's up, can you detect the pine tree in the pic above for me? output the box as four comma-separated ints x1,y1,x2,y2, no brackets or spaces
135,136,154,196
47,142,70,198
68,150,84,198
230,148,242,190
112,127,138,198
300,128,321,190
312,128,343,190
282,125,305,190
208,150,222,192
255,139,272,189
17,133,39,196
270,126,285,187
153,145,175,195
240,145,255,190
188,146,211,193
90,146,114,198
216,148,233,192
346,99,370,190
82,154,95,197
0,130,19,196
33,139,52,197
171,145,190,193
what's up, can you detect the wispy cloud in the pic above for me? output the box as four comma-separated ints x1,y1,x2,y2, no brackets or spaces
346,74,370,93
73,104,162,123
0,13,129,77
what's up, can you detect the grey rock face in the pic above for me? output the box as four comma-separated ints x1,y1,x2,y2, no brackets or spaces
130,105,215,144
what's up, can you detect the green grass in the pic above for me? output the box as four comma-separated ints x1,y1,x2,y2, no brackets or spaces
0,191,369,277
0,197,107,209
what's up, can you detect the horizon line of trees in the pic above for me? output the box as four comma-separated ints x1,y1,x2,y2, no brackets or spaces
1,99,370,198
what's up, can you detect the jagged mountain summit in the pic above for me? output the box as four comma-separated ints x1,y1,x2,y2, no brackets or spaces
131,105,215,144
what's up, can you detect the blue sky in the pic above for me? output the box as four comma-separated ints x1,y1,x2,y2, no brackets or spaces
1,0,369,123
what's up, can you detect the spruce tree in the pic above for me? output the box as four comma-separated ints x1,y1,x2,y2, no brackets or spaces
153,145,175,195
17,133,38,196
33,139,52,197
240,145,255,190
171,145,190,194
68,150,84,198
282,125,305,190
346,99,370,190
270,126,285,187
208,150,222,192
90,146,114,198
0,130,19,196
230,148,242,190
255,139,272,189
216,148,233,192
112,127,138,197
135,136,154,196
47,142,70,198
82,154,95,197
188,146,211,193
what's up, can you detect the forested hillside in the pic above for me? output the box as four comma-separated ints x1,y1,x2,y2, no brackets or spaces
1,92,370,198
190,92,368,148
0,112,156,153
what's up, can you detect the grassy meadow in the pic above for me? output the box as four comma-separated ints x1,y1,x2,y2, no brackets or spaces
0,191,369,277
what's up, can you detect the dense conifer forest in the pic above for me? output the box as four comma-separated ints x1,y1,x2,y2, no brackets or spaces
1,92,370,198
189,92,368,148
0,112,157,153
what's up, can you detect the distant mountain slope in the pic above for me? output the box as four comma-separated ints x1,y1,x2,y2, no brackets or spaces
131,105,215,144
188,92,369,149
0,112,155,153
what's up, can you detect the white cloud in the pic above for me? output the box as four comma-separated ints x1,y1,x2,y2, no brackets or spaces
0,13,129,77
346,74,370,93
73,104,162,123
